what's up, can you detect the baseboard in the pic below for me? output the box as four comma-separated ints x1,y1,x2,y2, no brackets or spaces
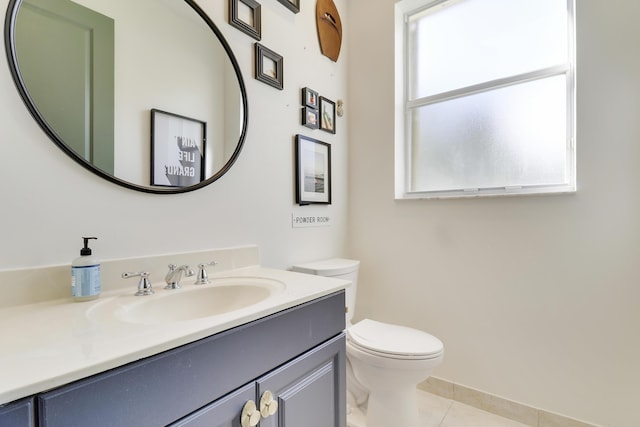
418,377,601,427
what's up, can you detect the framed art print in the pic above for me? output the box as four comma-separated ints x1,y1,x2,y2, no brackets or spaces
151,109,206,187
302,87,319,108
302,106,319,129
255,43,284,90
295,134,331,205
229,0,261,41
276,0,299,13
319,96,336,134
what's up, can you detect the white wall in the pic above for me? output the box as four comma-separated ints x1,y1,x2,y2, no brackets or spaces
0,0,349,271
347,1,640,426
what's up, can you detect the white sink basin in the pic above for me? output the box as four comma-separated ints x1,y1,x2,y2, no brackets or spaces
88,277,285,325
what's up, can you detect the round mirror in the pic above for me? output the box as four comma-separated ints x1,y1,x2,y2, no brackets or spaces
5,0,248,193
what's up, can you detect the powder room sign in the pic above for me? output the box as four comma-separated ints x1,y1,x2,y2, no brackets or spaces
150,109,206,187
292,213,333,228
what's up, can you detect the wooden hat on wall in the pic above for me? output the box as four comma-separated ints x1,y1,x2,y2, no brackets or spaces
316,0,342,62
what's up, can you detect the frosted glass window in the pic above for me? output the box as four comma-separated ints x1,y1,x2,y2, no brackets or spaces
408,0,569,99
411,76,568,191
396,0,575,198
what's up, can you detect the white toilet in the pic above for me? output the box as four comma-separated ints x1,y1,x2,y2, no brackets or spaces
292,259,444,427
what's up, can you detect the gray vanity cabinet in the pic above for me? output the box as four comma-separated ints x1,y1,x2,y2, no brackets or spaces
0,397,35,426
35,291,345,427
172,334,345,427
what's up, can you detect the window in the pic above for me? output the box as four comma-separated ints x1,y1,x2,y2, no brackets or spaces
395,0,575,198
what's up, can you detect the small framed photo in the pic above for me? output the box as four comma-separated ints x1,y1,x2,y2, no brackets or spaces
302,87,319,108
295,134,331,205
229,0,261,41
150,109,206,188
276,0,299,14
302,106,319,129
319,96,336,134
255,43,283,90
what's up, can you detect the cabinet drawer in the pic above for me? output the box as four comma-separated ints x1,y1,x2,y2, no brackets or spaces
170,383,256,427
38,291,345,427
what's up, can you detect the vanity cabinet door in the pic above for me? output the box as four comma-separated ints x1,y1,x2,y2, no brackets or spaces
0,397,35,427
169,383,255,427
257,334,346,427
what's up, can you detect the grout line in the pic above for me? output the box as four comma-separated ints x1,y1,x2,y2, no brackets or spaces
419,377,600,427
437,398,454,427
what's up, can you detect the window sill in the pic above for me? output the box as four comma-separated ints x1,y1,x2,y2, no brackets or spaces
395,184,577,200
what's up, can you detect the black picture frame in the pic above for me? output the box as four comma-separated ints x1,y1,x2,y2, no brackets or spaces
276,0,299,14
229,0,261,40
255,43,284,90
295,134,331,205
302,87,319,108
302,106,319,129
150,109,206,188
319,96,336,134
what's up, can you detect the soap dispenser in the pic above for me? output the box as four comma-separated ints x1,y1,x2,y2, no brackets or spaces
71,237,101,301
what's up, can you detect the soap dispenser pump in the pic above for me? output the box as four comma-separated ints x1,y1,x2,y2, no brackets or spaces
71,237,101,301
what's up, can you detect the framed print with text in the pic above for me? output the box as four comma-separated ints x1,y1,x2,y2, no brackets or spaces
151,109,206,187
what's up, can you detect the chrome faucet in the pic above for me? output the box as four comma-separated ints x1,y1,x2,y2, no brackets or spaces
164,264,195,289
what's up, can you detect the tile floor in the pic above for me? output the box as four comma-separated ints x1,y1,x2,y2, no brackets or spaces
349,389,530,427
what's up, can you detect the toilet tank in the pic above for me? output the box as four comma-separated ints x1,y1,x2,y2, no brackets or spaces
291,259,359,325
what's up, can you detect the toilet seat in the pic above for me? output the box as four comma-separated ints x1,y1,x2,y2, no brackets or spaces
347,319,443,360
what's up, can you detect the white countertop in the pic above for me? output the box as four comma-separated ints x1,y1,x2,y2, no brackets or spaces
0,266,348,405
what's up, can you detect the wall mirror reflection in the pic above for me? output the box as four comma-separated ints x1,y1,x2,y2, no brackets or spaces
5,0,248,193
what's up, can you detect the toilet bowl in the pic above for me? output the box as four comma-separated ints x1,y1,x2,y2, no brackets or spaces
291,259,444,427
347,318,443,427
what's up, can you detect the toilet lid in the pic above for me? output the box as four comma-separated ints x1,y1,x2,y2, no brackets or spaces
347,319,443,359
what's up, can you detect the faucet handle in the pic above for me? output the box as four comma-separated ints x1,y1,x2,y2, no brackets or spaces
194,261,218,285
122,271,154,296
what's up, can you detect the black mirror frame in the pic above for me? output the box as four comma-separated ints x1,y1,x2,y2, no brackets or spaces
4,0,249,194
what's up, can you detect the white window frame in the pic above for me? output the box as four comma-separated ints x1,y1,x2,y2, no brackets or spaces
394,0,576,199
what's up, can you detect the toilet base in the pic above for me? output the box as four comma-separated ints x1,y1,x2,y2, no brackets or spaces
365,388,420,427
347,389,421,427
346,404,366,427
